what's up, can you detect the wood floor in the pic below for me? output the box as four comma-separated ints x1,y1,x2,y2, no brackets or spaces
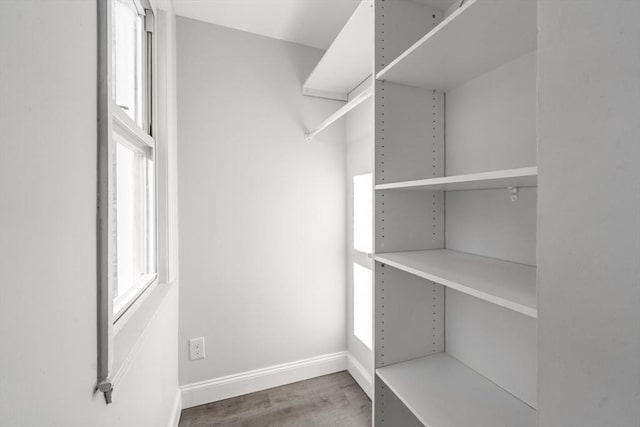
179,371,372,427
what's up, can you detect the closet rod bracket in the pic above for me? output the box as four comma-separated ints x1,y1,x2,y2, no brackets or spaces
508,186,519,202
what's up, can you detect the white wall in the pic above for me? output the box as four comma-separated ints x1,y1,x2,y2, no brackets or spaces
0,2,180,426
177,17,347,386
537,1,640,426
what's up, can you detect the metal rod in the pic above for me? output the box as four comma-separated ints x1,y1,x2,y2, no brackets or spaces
305,86,373,141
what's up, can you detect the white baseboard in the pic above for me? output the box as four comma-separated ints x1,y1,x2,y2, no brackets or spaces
168,389,182,427
180,351,348,409
347,353,373,399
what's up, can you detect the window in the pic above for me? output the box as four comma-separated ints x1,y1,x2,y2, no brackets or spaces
112,130,156,318
97,0,158,403
353,263,373,350
114,0,144,125
111,0,156,321
353,174,373,350
353,173,373,253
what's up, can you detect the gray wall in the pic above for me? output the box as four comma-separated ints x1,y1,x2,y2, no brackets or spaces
177,17,347,385
537,1,640,426
0,2,180,426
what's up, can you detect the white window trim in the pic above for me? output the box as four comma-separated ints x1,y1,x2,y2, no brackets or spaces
110,0,158,327
97,0,173,404
112,103,155,149
113,273,157,322
111,100,158,322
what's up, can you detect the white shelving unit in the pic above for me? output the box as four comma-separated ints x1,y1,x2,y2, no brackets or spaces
375,166,537,191
303,0,373,140
376,0,537,90
305,85,372,141
377,353,536,427
303,0,373,101
373,0,539,425
373,249,536,317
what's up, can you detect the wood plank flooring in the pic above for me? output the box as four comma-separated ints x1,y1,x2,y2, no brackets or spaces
179,371,372,427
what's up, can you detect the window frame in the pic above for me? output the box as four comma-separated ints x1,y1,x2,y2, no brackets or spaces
111,105,157,322
97,0,159,403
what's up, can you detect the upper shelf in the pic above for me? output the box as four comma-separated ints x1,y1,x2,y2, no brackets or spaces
376,0,537,90
305,85,372,141
376,352,536,427
375,166,537,191
373,249,537,318
303,0,373,101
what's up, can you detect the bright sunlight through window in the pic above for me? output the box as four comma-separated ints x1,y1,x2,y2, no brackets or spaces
114,0,143,125
353,263,373,350
353,173,373,253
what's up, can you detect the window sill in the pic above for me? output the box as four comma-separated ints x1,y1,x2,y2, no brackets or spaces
114,273,159,324
101,279,177,400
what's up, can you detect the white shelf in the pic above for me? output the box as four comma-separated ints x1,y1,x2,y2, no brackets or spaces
303,0,373,101
375,167,537,191
372,249,536,317
305,85,372,141
377,353,536,427
376,0,537,90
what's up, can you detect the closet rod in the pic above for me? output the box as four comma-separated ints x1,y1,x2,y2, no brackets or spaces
305,86,372,141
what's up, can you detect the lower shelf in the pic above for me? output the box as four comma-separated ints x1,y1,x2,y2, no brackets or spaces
376,353,535,427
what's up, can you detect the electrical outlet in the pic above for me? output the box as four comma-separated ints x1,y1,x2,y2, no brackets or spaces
189,337,205,361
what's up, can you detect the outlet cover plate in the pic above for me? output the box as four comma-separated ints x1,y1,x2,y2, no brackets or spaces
189,337,205,361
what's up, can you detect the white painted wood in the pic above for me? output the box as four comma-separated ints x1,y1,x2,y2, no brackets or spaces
375,190,444,253
375,376,423,427
375,264,445,368
375,82,444,185
303,0,373,100
302,87,349,102
373,249,536,318
180,352,348,409
537,2,640,426
446,187,537,266
375,0,443,74
376,0,537,90
413,0,457,12
168,390,182,427
375,167,536,191
96,0,115,391
306,85,372,140
349,73,373,99
446,290,537,408
376,352,536,427
172,0,361,50
347,352,373,399
112,101,156,149
446,51,537,176
372,0,540,423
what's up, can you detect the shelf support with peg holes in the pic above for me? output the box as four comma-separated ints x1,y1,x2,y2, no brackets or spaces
508,186,519,202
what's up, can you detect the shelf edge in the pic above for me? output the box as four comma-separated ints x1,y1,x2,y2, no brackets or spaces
305,85,373,141
375,0,477,82
375,166,538,191
372,251,537,318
